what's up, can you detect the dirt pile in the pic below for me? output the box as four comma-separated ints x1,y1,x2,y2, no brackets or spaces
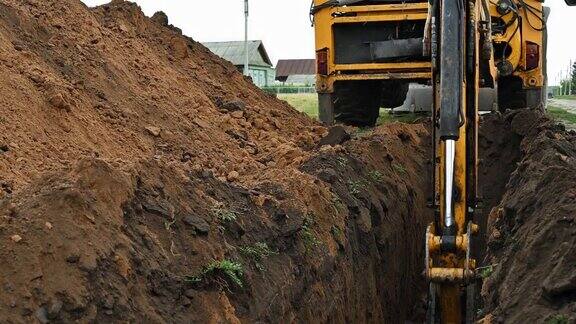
0,1,433,323
2,1,571,323
0,0,320,194
481,110,576,323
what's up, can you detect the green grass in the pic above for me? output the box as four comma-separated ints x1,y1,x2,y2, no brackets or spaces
239,242,277,271
212,205,240,222
347,180,365,196
368,170,384,183
377,110,422,125
187,259,244,288
547,105,576,125
278,94,422,125
555,94,576,100
392,163,407,175
478,265,494,279
278,93,318,118
300,217,321,253
545,314,569,324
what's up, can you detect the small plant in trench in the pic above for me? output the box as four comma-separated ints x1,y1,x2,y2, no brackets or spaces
187,259,244,288
164,219,176,232
239,242,277,271
300,217,321,253
331,194,345,212
478,265,494,279
337,156,348,167
331,225,343,238
392,163,407,175
347,180,364,196
368,170,384,183
212,205,240,222
545,314,569,324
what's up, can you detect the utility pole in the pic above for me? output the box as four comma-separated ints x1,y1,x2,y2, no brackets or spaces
244,0,250,76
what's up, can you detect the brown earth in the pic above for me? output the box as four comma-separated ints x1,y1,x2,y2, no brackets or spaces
0,0,433,323
481,110,576,323
1,0,575,323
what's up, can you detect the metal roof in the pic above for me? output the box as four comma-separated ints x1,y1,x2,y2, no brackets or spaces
202,40,273,68
275,59,316,80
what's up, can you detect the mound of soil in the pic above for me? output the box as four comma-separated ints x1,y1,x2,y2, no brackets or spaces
0,1,433,322
0,0,320,194
2,1,571,323
482,110,576,323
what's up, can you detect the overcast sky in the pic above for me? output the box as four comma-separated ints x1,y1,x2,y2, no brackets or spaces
81,0,575,86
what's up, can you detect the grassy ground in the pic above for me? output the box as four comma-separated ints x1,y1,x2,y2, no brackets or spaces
548,105,576,127
377,111,423,125
278,93,576,130
278,93,318,118
555,95,576,100
278,93,421,124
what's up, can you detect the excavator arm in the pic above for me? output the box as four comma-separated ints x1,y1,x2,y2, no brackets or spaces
425,0,481,322
426,0,576,322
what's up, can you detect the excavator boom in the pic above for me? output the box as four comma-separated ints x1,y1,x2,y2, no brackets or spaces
425,0,480,322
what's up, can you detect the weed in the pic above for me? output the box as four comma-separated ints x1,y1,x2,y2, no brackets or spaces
478,265,494,279
331,194,345,212
331,225,343,238
368,170,384,183
377,111,421,125
545,314,569,324
187,259,244,288
301,217,320,253
392,163,407,175
337,156,348,167
239,242,277,271
347,180,364,196
164,219,176,232
213,205,240,222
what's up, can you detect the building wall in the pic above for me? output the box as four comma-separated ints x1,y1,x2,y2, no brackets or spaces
248,66,275,87
233,65,275,88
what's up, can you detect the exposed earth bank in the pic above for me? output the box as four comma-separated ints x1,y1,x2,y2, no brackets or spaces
482,110,576,323
0,1,575,323
0,1,432,322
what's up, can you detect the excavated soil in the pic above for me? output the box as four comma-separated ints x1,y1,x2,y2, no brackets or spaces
0,1,432,323
482,110,576,323
0,1,574,323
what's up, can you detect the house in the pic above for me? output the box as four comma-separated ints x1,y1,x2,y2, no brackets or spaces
275,59,316,85
203,40,275,87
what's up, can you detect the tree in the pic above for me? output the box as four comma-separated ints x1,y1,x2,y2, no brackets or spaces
571,61,576,95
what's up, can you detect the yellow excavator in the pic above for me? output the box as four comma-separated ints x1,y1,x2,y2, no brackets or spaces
311,0,576,322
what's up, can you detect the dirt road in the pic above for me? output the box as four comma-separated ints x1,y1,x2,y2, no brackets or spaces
549,98,576,113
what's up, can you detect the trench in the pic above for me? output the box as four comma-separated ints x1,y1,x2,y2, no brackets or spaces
291,114,524,322
0,0,572,321
294,113,524,322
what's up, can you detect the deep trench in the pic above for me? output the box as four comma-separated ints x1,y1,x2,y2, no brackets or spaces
297,116,524,322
